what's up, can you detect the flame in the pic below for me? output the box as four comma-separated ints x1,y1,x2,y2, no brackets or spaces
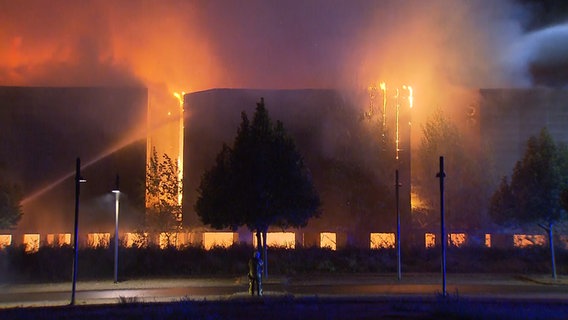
403,85,413,109
380,82,387,128
374,82,413,161
395,88,400,160
173,92,185,207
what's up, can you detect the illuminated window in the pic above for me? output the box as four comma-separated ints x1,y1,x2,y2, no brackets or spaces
485,234,491,248
266,232,295,248
23,234,40,253
87,233,110,248
250,232,296,248
175,232,188,247
513,234,545,248
370,233,395,249
58,233,71,246
47,234,55,245
159,232,189,249
320,232,336,250
125,232,148,248
0,235,12,249
448,233,466,247
46,233,71,246
203,232,234,250
425,233,436,248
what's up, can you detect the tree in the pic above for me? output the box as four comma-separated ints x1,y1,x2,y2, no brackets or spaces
195,98,321,274
490,128,568,225
415,110,495,234
0,176,23,230
490,128,568,279
145,148,183,247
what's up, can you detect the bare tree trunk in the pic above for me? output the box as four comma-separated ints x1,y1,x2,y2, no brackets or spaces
262,228,268,278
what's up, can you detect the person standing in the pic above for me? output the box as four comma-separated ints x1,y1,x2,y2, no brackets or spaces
248,251,263,296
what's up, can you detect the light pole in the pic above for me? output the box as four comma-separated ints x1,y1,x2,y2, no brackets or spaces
71,157,86,305
395,169,402,281
112,175,120,283
436,156,447,297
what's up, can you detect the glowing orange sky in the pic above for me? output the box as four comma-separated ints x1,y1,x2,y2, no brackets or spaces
0,0,529,124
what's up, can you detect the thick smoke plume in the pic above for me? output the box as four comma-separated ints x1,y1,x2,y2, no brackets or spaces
1,1,532,94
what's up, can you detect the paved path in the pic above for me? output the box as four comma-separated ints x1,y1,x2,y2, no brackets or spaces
1,273,567,308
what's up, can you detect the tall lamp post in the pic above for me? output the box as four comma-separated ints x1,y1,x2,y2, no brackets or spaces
436,156,447,297
395,169,402,281
71,157,86,305
112,175,120,283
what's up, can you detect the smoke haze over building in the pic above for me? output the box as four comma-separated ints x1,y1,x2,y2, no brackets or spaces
0,1,549,92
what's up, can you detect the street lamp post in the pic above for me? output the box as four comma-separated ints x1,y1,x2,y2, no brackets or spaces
71,157,86,305
112,175,120,283
436,156,447,297
395,169,402,281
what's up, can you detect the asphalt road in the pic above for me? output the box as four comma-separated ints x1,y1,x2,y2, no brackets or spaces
1,273,567,307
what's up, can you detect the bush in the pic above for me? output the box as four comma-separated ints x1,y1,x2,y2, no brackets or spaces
0,244,565,283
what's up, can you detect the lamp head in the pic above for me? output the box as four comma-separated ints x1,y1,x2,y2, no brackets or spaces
112,174,120,193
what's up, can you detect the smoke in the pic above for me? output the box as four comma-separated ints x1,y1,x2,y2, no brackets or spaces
0,1,217,91
0,1,533,92
505,23,568,87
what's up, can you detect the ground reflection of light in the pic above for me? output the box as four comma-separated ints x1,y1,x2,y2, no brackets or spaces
320,232,336,250
370,233,395,249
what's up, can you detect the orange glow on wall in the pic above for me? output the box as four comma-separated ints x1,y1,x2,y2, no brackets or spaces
87,233,110,248
370,233,395,249
449,233,466,247
425,233,436,248
46,233,71,246
0,235,12,249
513,234,545,248
203,232,235,250
265,232,296,248
320,232,336,250
23,234,40,253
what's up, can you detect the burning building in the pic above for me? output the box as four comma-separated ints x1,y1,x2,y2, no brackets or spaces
2,84,568,250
